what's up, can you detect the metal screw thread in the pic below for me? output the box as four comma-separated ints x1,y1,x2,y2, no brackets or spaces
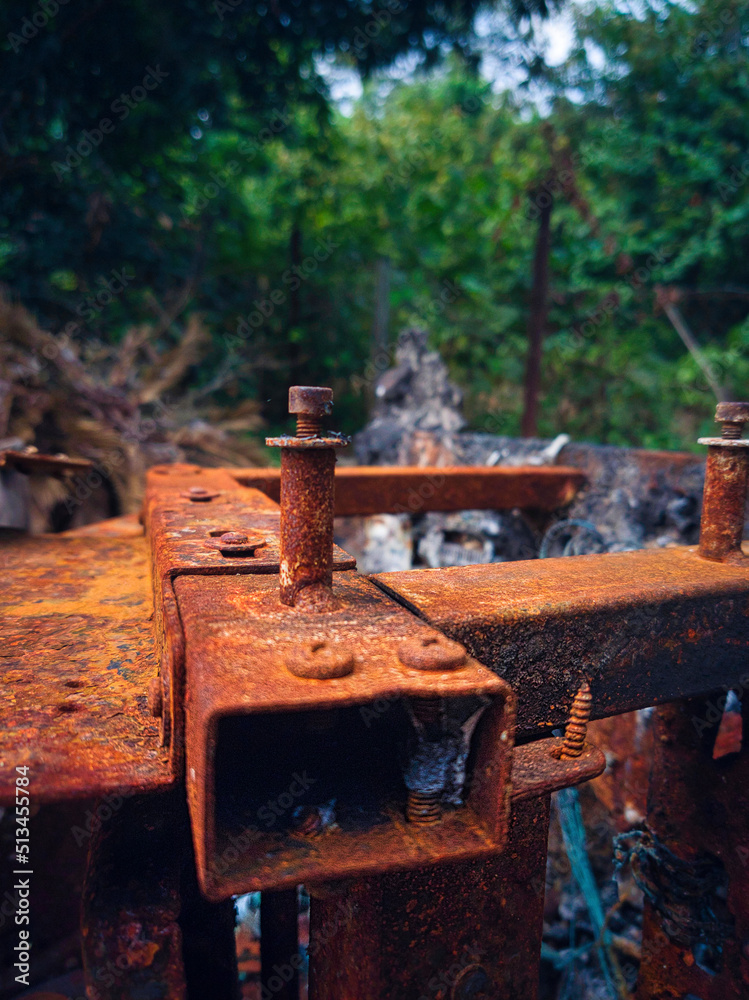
722,423,744,439
560,680,592,760
407,697,445,824
296,415,322,437
407,790,442,825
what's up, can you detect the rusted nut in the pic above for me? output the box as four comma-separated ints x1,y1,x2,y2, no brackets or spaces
451,965,491,1000
180,486,220,502
285,640,355,679
398,634,467,671
147,677,163,717
215,531,268,557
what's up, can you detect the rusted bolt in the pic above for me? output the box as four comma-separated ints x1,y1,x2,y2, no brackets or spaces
289,385,333,437
266,386,349,607
148,677,163,717
698,402,749,563
180,485,220,502
451,965,491,1000
285,640,355,679
398,634,467,671
215,531,267,557
560,680,592,760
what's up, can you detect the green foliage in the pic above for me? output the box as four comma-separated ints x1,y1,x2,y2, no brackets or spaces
1,0,747,446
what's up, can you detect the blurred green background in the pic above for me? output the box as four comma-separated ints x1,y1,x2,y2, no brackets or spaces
3,0,748,450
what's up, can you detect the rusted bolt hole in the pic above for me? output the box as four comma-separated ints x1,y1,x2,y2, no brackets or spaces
56,702,78,713
310,641,327,653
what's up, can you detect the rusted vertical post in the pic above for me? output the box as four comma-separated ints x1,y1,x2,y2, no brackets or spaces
261,889,300,1000
698,401,749,563
633,696,749,999
266,386,349,608
308,798,550,1000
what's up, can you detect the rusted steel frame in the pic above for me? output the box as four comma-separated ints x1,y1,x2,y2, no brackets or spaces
308,797,552,1000
176,570,515,899
82,788,239,1000
261,890,301,1000
633,696,749,1000
232,464,586,516
374,545,749,741
0,533,171,805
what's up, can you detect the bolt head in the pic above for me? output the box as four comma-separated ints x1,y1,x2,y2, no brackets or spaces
216,531,267,557
398,634,467,671
716,402,749,424
219,532,249,545
285,640,355,679
288,386,333,418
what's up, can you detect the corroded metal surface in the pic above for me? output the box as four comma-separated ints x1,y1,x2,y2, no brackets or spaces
633,698,749,1000
177,570,515,899
144,465,354,579
374,546,749,739
0,534,171,804
234,464,586,515
309,797,551,1000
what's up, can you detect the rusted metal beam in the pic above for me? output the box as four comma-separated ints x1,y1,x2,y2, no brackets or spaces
233,465,585,516
0,533,172,805
308,797,551,1000
374,545,749,740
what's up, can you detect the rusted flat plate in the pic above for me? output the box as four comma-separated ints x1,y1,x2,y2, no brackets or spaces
177,571,514,899
233,465,585,515
0,449,92,476
374,545,749,740
0,534,172,804
510,738,605,801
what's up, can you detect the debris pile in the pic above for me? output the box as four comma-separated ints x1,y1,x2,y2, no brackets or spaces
0,294,263,529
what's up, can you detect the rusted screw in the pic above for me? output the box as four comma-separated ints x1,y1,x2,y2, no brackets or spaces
289,385,333,438
284,640,355,679
406,697,445,825
560,680,592,760
698,402,749,563
266,386,348,607
148,677,163,717
398,634,467,672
